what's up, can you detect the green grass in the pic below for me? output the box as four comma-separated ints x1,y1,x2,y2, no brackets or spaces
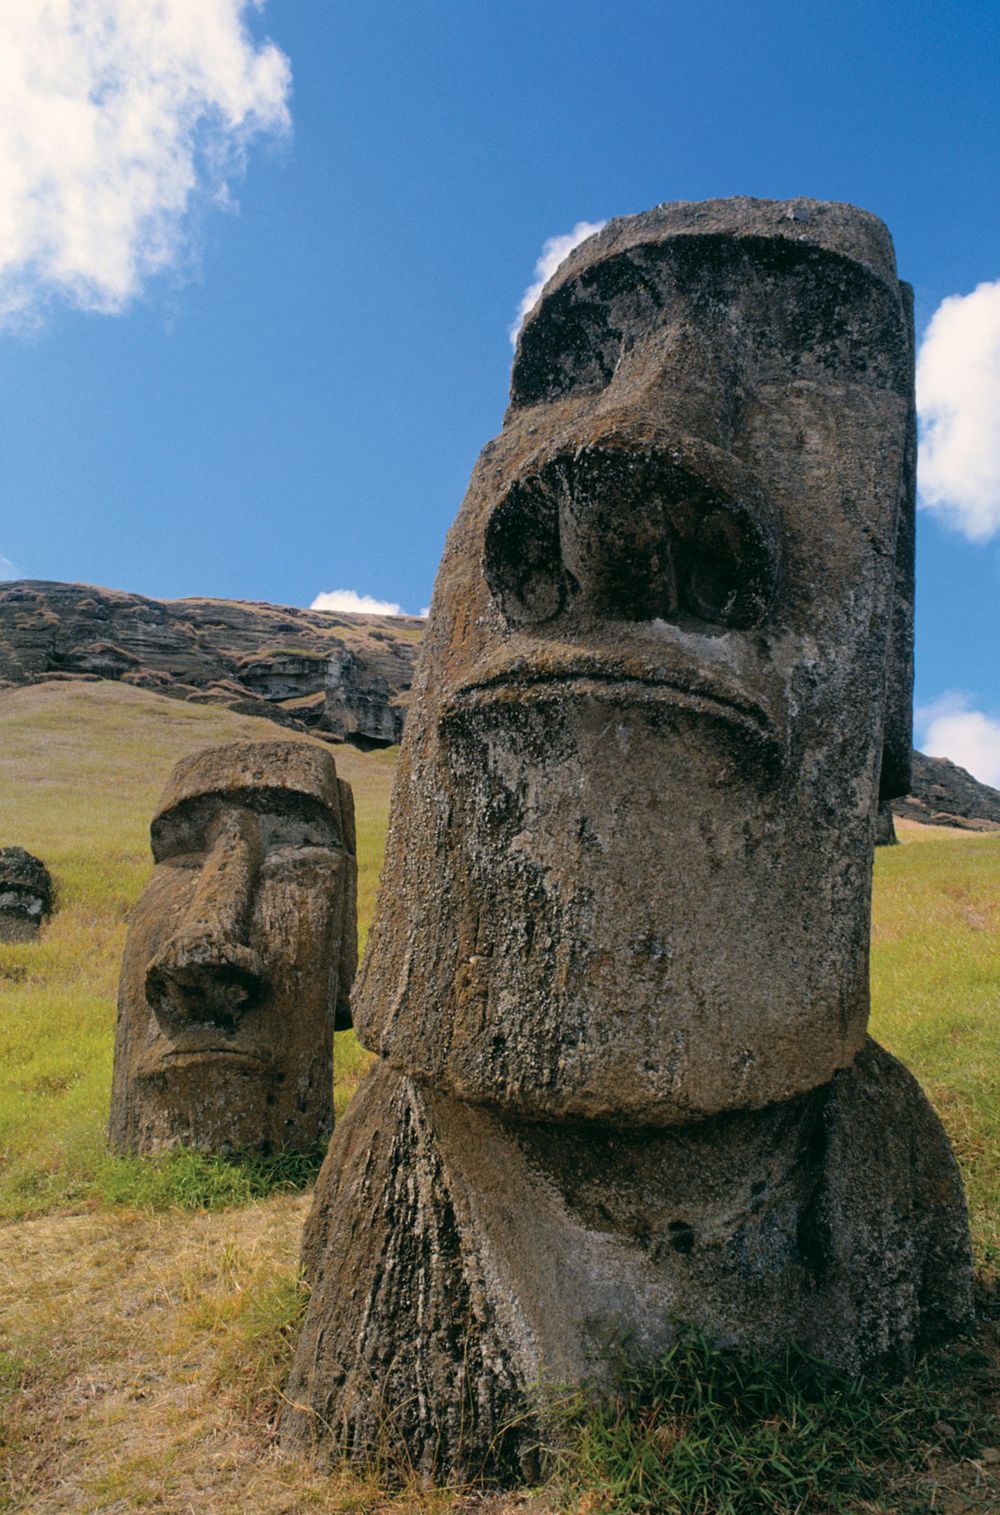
0,680,385,1220
542,1331,997,1514
870,827,1000,1269
206,1271,309,1419
94,1143,326,1211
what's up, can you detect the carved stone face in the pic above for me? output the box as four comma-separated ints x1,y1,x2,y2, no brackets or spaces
354,199,915,1128
108,741,357,1155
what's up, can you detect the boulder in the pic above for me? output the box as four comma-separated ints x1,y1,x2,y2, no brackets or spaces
0,846,52,942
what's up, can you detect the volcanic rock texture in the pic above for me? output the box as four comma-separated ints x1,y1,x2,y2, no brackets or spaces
0,846,52,942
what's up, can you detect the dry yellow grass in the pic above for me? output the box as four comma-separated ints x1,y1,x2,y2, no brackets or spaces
0,1197,552,1514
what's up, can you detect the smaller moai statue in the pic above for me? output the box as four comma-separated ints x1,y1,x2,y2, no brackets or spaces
0,847,53,942
108,740,357,1155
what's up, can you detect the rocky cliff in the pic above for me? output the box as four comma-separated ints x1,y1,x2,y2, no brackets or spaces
0,581,424,747
894,750,1000,831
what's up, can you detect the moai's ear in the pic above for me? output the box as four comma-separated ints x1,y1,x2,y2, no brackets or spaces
333,777,358,1031
338,778,357,857
879,282,916,804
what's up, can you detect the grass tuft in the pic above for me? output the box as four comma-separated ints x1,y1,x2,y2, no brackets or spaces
541,1331,998,1514
207,1272,309,1419
94,1143,326,1212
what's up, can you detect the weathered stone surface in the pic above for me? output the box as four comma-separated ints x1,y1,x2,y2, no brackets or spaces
356,196,917,1124
283,1041,972,1481
895,751,1000,831
0,846,52,942
108,740,357,1155
324,647,406,746
284,197,972,1483
0,581,421,747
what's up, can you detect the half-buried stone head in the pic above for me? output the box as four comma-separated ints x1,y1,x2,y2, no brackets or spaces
355,197,916,1127
0,847,53,942
108,740,357,1155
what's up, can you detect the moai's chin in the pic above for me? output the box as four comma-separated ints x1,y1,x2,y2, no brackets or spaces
281,1041,973,1484
358,675,873,1123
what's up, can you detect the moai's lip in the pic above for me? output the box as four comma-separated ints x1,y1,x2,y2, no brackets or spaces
441,658,782,769
139,1043,272,1076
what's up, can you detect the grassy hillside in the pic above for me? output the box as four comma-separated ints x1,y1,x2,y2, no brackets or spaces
873,820,1000,1268
1,682,998,1512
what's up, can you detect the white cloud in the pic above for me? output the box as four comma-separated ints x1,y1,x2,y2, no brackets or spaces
916,280,1000,541
916,692,1000,789
0,555,19,580
0,0,291,327
311,589,405,617
509,219,607,346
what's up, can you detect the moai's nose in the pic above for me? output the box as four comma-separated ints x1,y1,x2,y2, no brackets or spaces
146,809,267,1030
485,439,779,632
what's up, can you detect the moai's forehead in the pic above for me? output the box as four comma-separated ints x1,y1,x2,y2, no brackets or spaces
150,740,350,860
510,197,909,415
542,198,900,297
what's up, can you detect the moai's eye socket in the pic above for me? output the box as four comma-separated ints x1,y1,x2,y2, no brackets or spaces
681,508,765,628
484,479,567,628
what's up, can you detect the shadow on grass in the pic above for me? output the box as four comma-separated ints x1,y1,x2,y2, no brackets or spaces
537,1329,999,1514
95,1142,326,1212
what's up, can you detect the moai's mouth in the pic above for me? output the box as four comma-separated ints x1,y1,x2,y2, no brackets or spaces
442,656,783,774
140,1040,272,1076
164,1048,269,1069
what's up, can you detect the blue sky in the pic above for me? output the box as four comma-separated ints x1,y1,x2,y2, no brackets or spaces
1,1,999,778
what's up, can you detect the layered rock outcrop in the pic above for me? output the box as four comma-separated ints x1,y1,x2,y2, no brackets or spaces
0,581,422,747
895,751,1000,831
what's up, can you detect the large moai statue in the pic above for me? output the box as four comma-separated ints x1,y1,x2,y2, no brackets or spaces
109,740,356,1155
282,200,973,1483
